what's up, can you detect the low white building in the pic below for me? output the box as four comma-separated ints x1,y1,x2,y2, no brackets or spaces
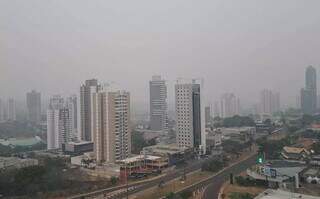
255,189,320,199
0,157,38,170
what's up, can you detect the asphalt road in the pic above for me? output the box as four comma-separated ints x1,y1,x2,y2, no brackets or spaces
68,157,206,199
114,154,257,199
202,155,257,199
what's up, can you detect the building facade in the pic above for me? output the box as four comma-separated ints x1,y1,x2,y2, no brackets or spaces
301,66,317,114
175,79,205,153
47,95,74,150
26,90,41,124
91,88,131,163
149,76,168,132
80,79,99,141
6,98,16,121
220,93,240,118
259,89,280,115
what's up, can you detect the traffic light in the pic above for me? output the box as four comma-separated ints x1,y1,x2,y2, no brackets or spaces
257,153,264,164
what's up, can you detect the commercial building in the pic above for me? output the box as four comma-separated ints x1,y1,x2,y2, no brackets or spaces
142,144,187,165
175,79,206,154
255,189,320,199
301,66,317,115
206,128,222,149
80,79,99,141
62,141,93,155
220,127,256,143
149,75,168,132
26,90,41,124
247,160,306,188
0,157,38,170
47,95,74,150
118,155,168,181
259,89,280,115
220,93,240,118
91,88,131,164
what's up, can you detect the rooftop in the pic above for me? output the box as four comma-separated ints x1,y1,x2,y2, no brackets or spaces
118,155,162,164
283,146,309,154
255,189,320,199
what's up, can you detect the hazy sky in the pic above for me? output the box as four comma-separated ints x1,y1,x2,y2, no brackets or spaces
1,0,320,110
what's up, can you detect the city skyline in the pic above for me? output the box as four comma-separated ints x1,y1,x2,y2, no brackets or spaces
2,1,320,109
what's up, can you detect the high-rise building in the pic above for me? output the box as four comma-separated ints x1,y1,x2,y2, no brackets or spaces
301,88,313,115
6,98,16,121
91,88,131,163
301,66,317,114
220,93,240,118
149,76,168,131
259,89,280,115
175,79,205,153
26,90,41,124
66,95,78,140
80,79,99,141
0,98,4,122
47,95,73,150
205,106,211,126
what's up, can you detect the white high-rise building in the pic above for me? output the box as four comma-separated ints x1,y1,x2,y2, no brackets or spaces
47,95,73,150
220,93,240,118
259,89,280,115
175,79,205,154
91,87,131,163
149,76,168,132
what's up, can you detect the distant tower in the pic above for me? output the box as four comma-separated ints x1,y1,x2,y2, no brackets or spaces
80,79,99,141
175,79,205,154
220,93,240,118
26,90,41,124
205,106,211,126
149,76,168,132
6,98,16,121
0,98,4,122
301,66,317,114
259,89,280,115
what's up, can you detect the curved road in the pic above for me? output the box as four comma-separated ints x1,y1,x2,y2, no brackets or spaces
202,155,257,199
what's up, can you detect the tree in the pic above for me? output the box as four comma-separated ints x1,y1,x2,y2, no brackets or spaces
301,114,314,127
110,176,118,185
222,116,255,127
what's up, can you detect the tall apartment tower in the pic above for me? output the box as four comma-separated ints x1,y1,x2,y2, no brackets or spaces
175,79,205,154
26,90,41,124
6,98,16,121
80,79,99,141
220,93,240,118
205,106,211,126
149,76,168,131
301,66,317,114
259,89,280,115
0,98,4,122
91,88,131,163
47,96,73,150
66,95,78,140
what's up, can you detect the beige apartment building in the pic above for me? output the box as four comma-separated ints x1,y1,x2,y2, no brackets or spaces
91,89,131,164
